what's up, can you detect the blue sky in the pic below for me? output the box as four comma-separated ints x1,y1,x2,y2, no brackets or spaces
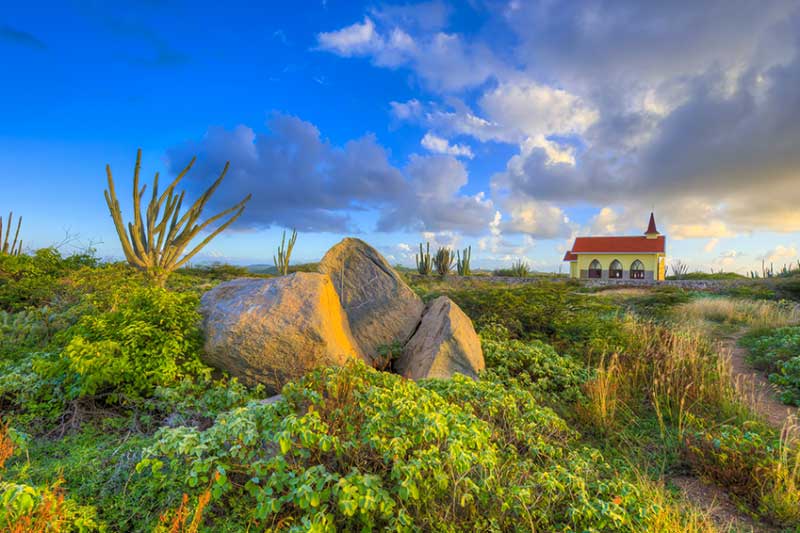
2,1,800,273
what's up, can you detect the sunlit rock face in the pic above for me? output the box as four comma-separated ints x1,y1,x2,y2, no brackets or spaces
200,272,364,394
318,237,424,364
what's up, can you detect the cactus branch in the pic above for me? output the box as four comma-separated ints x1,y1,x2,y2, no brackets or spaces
273,229,298,275
104,148,251,286
1,212,23,256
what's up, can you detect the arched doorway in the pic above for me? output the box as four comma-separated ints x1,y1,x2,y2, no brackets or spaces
588,259,602,278
630,259,645,279
609,259,623,279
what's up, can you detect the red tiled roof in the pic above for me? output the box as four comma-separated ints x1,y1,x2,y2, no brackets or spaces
570,235,666,254
563,251,578,261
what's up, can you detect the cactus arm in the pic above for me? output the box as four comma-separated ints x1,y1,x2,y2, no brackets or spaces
10,216,22,255
174,201,249,269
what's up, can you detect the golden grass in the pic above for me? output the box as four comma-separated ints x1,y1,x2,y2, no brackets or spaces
676,297,800,329
759,418,800,526
577,354,623,434
635,472,719,533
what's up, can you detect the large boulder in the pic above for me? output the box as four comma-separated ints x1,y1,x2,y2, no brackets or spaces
318,238,424,364
395,296,484,380
200,272,364,393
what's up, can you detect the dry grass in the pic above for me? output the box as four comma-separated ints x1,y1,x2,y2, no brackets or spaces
577,354,624,434
676,297,800,329
635,472,719,533
759,418,800,526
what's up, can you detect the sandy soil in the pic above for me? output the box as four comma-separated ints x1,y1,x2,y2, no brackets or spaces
721,332,799,437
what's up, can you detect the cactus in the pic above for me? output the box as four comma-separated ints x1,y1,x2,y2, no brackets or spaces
456,246,471,276
433,247,455,276
0,212,23,256
510,259,530,278
415,242,432,275
104,149,251,287
273,229,297,275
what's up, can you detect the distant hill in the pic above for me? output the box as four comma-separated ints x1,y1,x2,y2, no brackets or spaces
247,263,319,275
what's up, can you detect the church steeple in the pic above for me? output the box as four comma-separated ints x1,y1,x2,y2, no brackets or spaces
645,212,660,238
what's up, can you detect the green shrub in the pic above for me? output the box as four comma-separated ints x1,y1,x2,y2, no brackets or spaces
62,286,210,400
138,362,684,532
0,248,97,312
741,326,800,406
480,325,588,403
682,419,800,526
415,283,628,357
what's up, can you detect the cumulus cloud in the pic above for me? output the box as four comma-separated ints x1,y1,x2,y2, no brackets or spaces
376,154,494,235
167,113,489,234
317,15,503,91
759,245,799,265
420,132,473,158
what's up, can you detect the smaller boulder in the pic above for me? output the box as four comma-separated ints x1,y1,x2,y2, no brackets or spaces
200,272,364,394
395,296,484,380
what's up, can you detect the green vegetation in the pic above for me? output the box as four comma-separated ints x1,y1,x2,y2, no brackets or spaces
104,148,251,287
0,212,23,256
509,259,530,278
1,249,798,531
432,246,455,276
741,326,800,405
415,242,432,275
273,228,298,276
456,246,471,276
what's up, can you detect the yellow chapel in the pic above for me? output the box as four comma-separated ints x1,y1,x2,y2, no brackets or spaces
564,213,666,281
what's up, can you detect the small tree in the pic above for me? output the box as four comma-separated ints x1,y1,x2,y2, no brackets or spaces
0,212,23,256
433,247,455,276
104,149,251,286
273,229,297,275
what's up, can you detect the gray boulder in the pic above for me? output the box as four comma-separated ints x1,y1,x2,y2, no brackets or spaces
395,296,484,380
318,238,424,364
200,272,364,393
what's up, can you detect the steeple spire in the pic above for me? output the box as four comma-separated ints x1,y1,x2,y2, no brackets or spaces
645,212,659,238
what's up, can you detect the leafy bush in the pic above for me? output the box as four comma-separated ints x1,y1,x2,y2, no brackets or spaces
741,326,800,406
139,362,676,532
0,248,97,312
682,420,800,526
62,286,210,400
415,283,629,357
0,423,103,532
480,325,588,403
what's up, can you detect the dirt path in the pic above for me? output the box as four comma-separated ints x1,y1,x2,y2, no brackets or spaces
721,332,799,436
671,476,777,533
669,332,798,532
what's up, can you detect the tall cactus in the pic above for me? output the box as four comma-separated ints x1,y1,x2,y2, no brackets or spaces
273,229,297,275
433,247,455,276
416,242,432,275
0,212,23,256
510,259,530,278
456,246,471,276
104,149,251,286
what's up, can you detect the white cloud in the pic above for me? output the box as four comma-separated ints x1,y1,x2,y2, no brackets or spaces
420,132,473,158
759,245,798,265
479,82,599,141
316,17,383,57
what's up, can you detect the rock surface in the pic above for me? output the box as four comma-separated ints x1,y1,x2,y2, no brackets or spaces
395,296,484,380
200,272,363,393
318,238,424,364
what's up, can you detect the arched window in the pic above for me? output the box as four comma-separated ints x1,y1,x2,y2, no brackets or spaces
630,259,645,279
609,259,623,279
588,259,602,278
